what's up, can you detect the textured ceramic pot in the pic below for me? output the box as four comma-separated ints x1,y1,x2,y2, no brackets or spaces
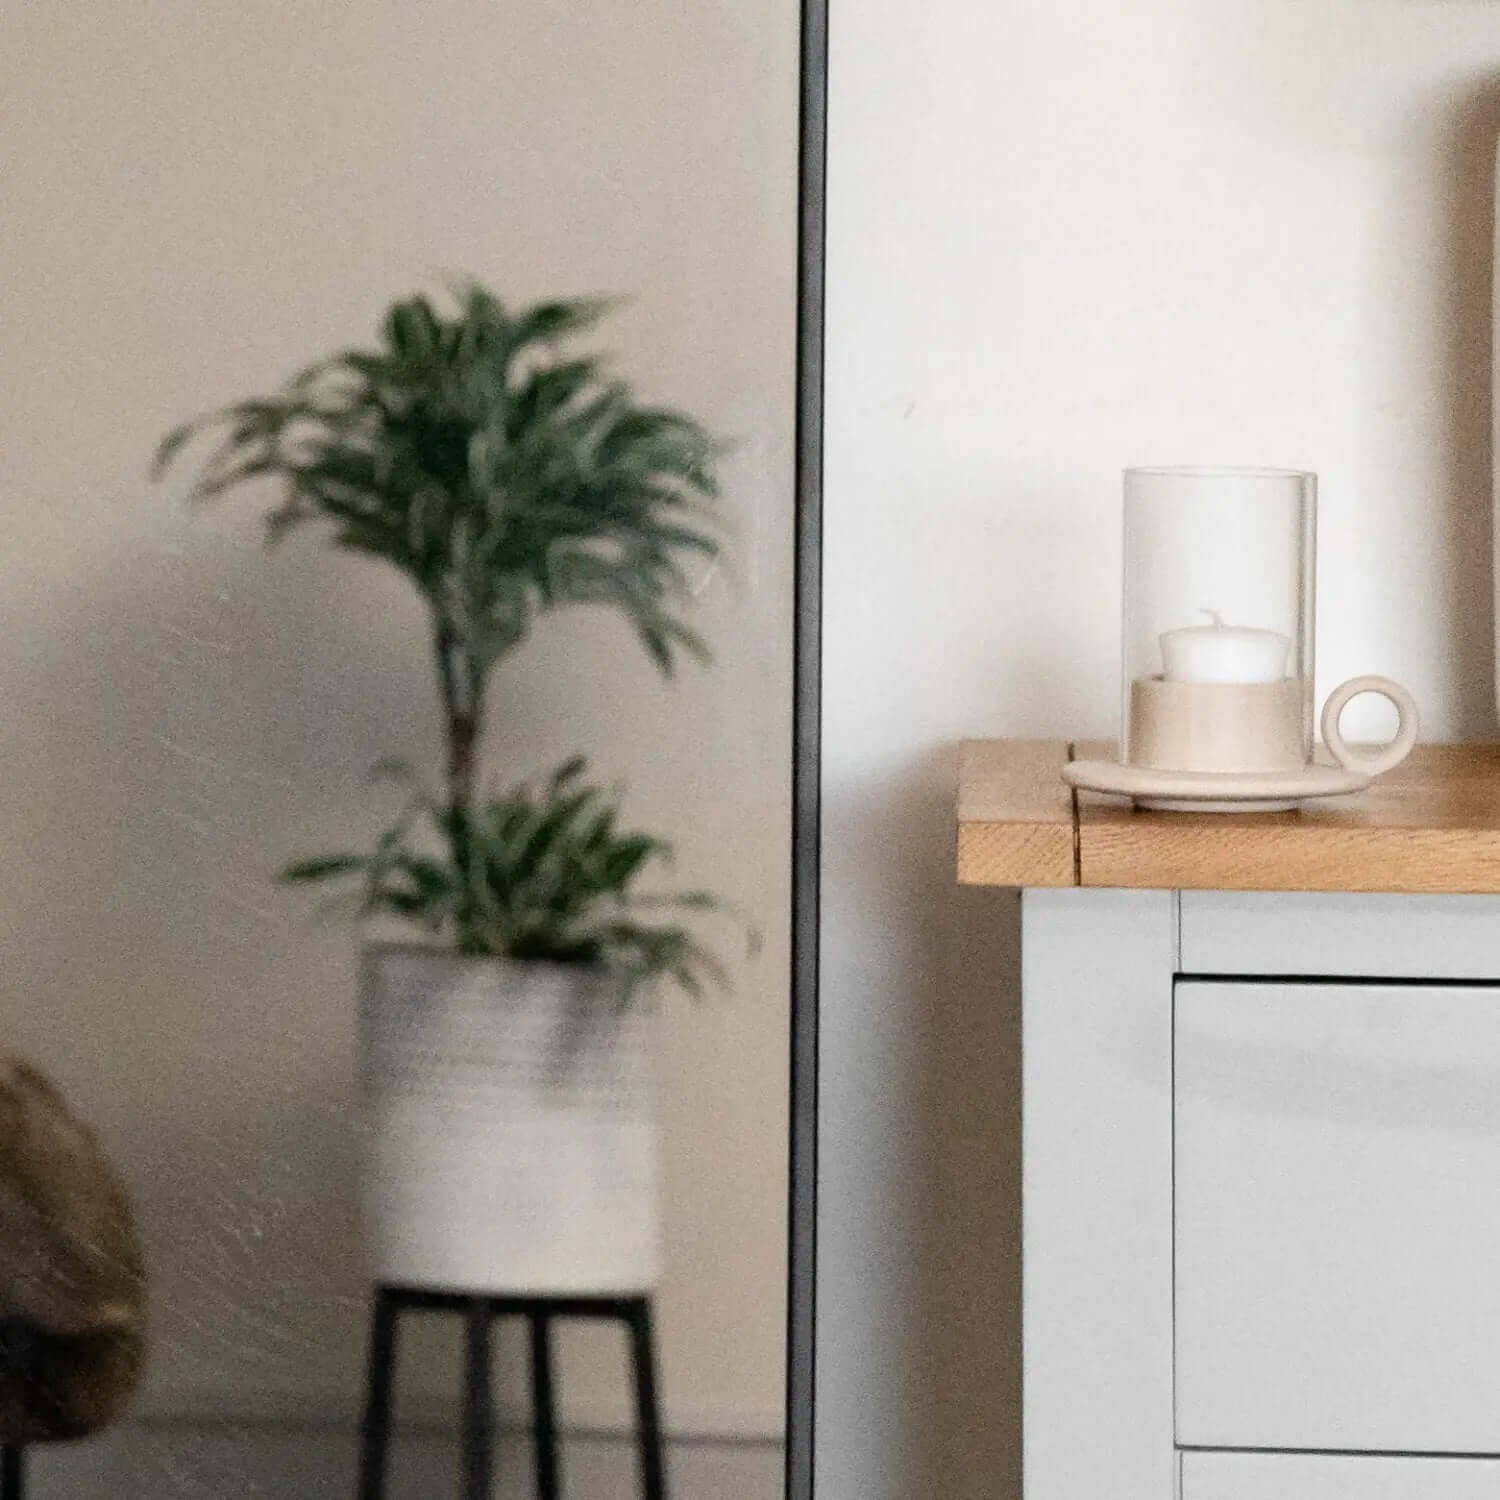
358,943,659,1295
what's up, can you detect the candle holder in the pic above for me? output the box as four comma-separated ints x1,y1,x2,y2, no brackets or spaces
1066,466,1419,811
1124,466,1312,774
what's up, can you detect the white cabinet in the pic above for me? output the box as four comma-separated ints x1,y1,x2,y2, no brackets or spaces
1181,1451,1500,1499
1175,979,1500,1453
1022,891,1500,1500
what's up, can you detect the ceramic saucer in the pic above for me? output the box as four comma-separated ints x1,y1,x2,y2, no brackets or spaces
1062,758,1372,813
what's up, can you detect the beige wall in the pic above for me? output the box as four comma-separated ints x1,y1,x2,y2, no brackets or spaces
823,1,1500,1495
0,0,795,1437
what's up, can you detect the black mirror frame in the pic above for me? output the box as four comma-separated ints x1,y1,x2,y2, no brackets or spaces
786,0,825,1495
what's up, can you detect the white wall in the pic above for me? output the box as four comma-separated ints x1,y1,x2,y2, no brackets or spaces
822,2,1500,1495
0,0,795,1442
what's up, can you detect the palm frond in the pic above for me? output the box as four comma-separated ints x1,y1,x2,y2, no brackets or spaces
153,283,722,679
276,758,736,999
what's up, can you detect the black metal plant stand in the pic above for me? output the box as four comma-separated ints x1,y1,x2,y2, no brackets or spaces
0,1313,36,1500
356,1285,665,1500
0,1445,21,1500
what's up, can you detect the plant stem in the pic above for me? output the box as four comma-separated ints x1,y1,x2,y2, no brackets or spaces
434,623,472,803
434,619,481,925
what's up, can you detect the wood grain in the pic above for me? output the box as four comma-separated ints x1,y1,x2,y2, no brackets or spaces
959,741,1500,894
956,740,1076,887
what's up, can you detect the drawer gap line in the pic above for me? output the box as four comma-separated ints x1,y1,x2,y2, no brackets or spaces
1175,971,1500,989
1177,1444,1500,1462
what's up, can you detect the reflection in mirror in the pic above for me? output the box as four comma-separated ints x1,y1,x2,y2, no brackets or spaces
0,5,795,1496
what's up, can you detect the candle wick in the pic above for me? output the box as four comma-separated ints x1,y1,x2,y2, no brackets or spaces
1200,608,1227,629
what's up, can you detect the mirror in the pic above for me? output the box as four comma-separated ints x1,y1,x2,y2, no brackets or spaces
0,3,798,1495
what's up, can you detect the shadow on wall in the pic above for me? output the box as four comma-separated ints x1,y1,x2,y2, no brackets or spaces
1434,74,1498,736
864,745,1023,1500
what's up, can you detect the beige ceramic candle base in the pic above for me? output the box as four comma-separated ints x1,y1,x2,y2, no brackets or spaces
1128,676,1307,774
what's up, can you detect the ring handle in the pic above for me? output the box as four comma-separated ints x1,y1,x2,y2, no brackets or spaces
1319,675,1420,777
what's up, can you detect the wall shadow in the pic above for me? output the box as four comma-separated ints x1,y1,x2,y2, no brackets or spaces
820,742,1022,1499
1436,74,1500,737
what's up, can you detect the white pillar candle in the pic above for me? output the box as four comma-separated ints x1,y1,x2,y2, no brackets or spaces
1160,610,1289,684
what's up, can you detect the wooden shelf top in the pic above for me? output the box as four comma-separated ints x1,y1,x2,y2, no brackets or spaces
958,740,1500,894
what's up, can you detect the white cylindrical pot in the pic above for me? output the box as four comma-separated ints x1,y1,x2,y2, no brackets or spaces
358,943,659,1295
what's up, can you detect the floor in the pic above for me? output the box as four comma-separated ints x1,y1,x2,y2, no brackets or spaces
23,1422,784,1499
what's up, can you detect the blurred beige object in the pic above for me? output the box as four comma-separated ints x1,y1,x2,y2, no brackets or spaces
0,1056,144,1442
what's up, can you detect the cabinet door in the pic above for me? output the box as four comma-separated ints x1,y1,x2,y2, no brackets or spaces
1182,1451,1500,1499
1175,981,1500,1453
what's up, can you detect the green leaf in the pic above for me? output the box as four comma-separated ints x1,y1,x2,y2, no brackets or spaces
385,296,442,365
389,855,454,897
600,836,659,891
151,421,197,480
278,854,368,884
506,296,617,349
549,755,588,790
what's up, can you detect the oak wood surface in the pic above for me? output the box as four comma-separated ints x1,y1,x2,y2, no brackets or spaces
957,740,1076,887
959,741,1500,893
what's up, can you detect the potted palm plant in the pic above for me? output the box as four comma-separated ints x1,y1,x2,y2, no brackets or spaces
154,286,729,1291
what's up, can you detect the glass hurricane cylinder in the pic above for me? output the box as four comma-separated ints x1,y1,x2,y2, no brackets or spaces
1121,467,1316,774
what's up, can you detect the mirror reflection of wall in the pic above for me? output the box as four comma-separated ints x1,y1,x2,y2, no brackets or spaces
0,3,797,1496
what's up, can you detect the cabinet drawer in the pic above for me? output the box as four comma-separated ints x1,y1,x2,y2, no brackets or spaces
1175,980,1500,1452
1182,1451,1500,1499
1179,892,1500,979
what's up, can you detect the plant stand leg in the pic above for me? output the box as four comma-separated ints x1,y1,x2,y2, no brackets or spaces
357,1289,400,1500
462,1298,493,1500
529,1309,560,1500
0,1445,22,1500
626,1299,666,1500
